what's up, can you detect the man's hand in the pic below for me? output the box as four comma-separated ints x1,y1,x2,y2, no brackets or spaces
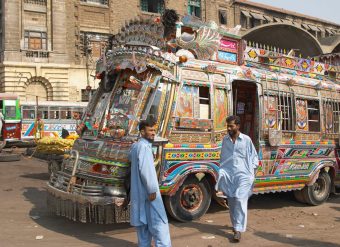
148,192,156,201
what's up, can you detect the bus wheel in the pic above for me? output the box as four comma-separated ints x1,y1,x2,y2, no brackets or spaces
164,176,211,222
293,189,306,204
302,171,331,206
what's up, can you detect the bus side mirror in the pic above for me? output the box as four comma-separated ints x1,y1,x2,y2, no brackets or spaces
268,129,282,147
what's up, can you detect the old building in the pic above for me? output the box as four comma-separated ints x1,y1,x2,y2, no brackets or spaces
0,0,339,102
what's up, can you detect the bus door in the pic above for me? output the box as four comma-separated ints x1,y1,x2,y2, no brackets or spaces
232,80,259,145
1,99,21,141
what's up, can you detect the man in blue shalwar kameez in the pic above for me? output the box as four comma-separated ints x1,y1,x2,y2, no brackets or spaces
129,119,172,247
216,115,258,242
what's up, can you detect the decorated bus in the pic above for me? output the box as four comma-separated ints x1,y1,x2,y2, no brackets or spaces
21,101,87,140
47,12,340,224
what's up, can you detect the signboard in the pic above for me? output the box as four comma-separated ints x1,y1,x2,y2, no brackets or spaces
217,51,237,64
219,39,238,52
218,38,239,64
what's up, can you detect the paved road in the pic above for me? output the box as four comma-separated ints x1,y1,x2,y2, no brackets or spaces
0,152,339,247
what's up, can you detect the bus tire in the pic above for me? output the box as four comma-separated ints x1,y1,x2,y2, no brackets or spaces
301,171,331,206
164,176,211,222
293,189,306,204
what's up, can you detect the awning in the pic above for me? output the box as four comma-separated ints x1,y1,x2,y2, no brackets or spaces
273,17,282,22
318,26,325,32
282,19,293,24
293,22,301,28
263,15,273,22
325,28,333,34
302,24,311,30
330,29,337,34
308,25,319,32
241,10,251,18
250,12,266,21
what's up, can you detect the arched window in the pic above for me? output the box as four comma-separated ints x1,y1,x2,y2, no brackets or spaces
219,9,227,25
26,82,48,101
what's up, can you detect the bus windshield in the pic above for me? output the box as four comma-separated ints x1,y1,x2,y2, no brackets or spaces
82,70,160,139
4,100,18,119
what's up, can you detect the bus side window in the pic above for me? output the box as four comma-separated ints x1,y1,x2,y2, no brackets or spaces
38,107,49,119
307,99,320,132
323,99,340,134
296,98,320,132
23,106,35,119
49,107,59,119
199,86,210,119
174,84,212,131
60,108,68,119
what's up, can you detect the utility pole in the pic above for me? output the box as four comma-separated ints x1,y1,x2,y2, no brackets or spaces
84,33,92,102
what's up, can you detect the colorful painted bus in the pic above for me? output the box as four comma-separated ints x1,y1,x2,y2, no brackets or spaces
47,14,340,224
21,101,87,140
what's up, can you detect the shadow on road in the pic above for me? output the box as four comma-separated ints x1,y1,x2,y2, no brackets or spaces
254,231,340,247
168,201,235,242
330,204,340,222
21,172,50,181
249,192,308,210
23,187,137,247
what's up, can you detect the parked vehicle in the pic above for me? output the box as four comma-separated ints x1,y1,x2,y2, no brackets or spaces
47,15,340,224
21,101,87,140
0,93,22,160
0,93,21,144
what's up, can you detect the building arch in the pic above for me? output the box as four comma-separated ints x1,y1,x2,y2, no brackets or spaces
242,23,324,57
24,76,53,101
331,41,340,53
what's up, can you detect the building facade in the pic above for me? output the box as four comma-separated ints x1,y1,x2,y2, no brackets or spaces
0,0,339,102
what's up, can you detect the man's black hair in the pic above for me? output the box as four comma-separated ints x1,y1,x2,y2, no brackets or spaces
162,9,179,38
226,115,241,125
139,117,156,131
61,128,70,138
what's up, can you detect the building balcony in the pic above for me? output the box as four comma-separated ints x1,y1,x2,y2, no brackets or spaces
23,0,47,5
22,49,49,58
23,0,47,13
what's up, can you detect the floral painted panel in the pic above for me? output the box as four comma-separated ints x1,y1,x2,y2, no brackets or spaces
179,118,212,129
325,104,333,132
214,88,228,129
175,85,199,118
263,95,277,129
296,99,308,131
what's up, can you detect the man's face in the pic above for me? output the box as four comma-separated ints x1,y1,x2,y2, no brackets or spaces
227,120,240,136
141,125,156,142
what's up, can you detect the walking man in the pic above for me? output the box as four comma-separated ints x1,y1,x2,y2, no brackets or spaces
216,115,258,242
129,119,172,247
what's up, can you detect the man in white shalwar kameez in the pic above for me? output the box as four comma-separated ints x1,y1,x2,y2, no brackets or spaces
216,115,258,242
129,119,172,247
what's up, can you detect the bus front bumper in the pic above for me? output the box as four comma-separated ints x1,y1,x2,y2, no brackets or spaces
47,171,130,224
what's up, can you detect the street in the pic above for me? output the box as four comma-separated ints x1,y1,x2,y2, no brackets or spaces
0,151,339,247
